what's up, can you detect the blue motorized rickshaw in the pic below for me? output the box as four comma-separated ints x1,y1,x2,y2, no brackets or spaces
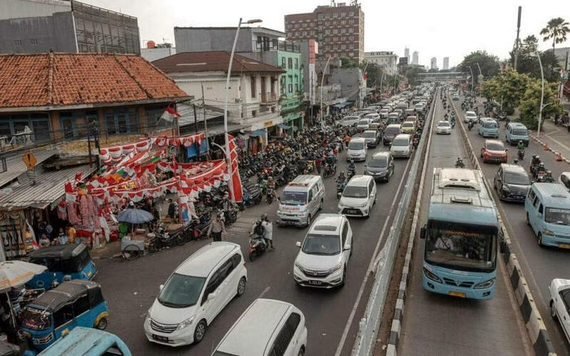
27,244,97,291
20,280,109,355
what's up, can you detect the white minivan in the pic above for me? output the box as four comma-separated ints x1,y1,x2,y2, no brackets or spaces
347,137,368,162
211,298,308,356
390,133,413,158
338,175,376,217
144,242,247,347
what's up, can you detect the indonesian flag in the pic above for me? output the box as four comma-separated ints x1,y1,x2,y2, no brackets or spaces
160,105,181,122
363,71,368,81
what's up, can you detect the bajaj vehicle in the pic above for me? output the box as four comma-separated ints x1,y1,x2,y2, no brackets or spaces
20,280,109,354
27,244,97,291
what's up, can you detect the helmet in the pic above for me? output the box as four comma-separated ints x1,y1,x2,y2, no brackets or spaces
539,162,545,167
536,155,540,160
350,159,354,163
519,140,524,144
532,154,537,159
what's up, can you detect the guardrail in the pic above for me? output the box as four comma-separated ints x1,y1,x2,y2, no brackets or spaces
451,95,556,356
351,95,436,356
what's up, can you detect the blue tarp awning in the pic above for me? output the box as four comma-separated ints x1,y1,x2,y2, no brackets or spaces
277,123,291,129
248,129,267,137
186,138,209,158
333,101,351,108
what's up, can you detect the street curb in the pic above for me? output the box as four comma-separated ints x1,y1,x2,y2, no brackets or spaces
528,132,570,165
455,99,557,356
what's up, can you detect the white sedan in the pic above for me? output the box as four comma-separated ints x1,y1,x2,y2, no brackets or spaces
549,278,570,342
436,120,451,135
464,111,478,123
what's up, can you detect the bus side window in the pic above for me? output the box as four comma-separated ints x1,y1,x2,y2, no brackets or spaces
533,196,540,209
103,344,124,356
538,204,544,215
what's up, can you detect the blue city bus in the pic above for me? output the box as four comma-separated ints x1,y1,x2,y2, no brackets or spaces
420,168,499,300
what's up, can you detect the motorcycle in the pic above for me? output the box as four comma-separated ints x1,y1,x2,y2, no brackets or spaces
468,121,474,131
518,148,525,161
336,180,346,199
455,158,465,168
323,162,337,178
347,168,356,181
248,234,267,262
266,186,275,204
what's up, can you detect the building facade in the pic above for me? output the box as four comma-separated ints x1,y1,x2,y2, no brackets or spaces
364,51,398,75
412,51,419,65
284,3,365,64
174,27,305,131
0,0,140,55
443,57,449,70
330,67,366,108
430,57,437,70
404,47,410,63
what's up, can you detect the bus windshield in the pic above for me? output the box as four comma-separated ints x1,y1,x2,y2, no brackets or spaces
425,220,497,272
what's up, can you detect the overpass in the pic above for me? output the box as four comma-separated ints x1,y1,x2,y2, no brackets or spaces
417,71,467,83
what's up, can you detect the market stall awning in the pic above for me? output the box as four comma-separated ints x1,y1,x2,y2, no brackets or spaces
333,101,351,108
248,129,267,137
277,123,291,130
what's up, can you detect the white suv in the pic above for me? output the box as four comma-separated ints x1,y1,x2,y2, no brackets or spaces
293,214,353,288
145,242,247,347
338,175,376,217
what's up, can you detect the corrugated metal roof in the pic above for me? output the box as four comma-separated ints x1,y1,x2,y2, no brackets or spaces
0,150,58,188
0,164,96,210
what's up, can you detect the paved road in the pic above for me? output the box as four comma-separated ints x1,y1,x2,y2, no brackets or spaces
94,127,415,355
399,91,532,356
451,96,570,355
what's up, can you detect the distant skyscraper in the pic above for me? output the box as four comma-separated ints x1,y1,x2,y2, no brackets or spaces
430,57,437,70
404,47,410,62
443,57,449,70
412,51,419,65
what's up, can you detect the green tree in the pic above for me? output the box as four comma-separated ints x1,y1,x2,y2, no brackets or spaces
340,56,358,68
513,37,560,82
405,66,426,86
362,62,382,88
519,79,563,129
480,69,530,115
457,51,501,86
540,17,570,51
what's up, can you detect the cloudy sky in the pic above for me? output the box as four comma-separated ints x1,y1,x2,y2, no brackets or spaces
88,0,570,67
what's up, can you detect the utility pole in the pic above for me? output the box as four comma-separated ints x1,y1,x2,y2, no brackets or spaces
513,6,522,71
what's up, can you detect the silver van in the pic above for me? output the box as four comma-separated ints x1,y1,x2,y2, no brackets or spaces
211,299,307,356
276,175,325,227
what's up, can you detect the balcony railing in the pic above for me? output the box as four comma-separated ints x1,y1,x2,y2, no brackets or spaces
261,92,278,103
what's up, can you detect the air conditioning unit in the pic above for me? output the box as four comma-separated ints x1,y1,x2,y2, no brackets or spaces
234,98,242,103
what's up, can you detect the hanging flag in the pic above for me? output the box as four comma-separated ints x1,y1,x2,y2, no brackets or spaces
160,105,181,122
228,135,243,203
363,71,368,81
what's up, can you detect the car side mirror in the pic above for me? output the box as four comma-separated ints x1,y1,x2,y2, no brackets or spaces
344,244,351,251
296,241,301,247
420,225,426,239
159,284,164,291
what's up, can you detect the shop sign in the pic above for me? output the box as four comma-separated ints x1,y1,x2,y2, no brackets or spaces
264,120,273,127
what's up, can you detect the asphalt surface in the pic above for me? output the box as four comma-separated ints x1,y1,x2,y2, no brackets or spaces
94,129,415,355
451,96,570,355
399,91,532,356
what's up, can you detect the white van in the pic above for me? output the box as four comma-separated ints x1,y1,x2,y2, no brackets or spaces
525,183,570,248
390,133,413,158
347,137,368,162
276,175,325,227
144,242,247,347
211,299,307,356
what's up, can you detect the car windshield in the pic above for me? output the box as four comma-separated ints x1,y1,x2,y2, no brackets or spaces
545,208,570,225
513,129,527,136
369,157,388,168
158,273,206,308
392,137,409,146
504,171,530,185
384,128,400,136
348,141,364,150
343,186,368,198
438,121,450,127
466,112,476,117
486,142,504,151
21,307,51,331
402,122,413,127
362,131,376,138
483,121,498,128
358,120,370,125
281,191,307,205
302,234,341,255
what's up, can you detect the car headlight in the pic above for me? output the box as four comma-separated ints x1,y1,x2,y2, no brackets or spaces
176,316,196,330
474,278,495,289
358,201,368,207
145,310,151,325
326,263,343,274
542,229,555,236
294,261,303,270
423,267,442,283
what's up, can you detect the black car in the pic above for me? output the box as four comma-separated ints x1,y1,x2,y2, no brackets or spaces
382,124,401,146
493,164,531,202
364,152,394,182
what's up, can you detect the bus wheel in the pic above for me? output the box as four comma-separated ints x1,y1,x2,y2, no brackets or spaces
526,213,530,226
96,317,108,330
537,233,544,247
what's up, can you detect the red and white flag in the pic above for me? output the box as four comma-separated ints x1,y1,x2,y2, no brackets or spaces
160,106,181,122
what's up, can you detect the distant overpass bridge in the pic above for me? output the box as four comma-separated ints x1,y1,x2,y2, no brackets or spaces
417,72,467,83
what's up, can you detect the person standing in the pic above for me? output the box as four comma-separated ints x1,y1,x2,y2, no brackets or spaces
315,156,322,175
207,213,226,242
261,214,274,249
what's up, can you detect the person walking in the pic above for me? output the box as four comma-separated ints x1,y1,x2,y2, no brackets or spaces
315,156,323,175
207,213,226,242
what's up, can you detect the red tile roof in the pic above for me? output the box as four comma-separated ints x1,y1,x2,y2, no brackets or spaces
152,51,285,75
0,52,190,109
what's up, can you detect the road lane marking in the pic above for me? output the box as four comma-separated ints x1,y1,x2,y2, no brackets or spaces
257,286,271,299
334,152,413,356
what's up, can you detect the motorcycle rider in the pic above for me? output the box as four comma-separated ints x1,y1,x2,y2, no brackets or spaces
455,157,465,168
336,171,347,185
251,214,272,249
531,155,541,173
517,140,525,159
544,170,555,183
347,159,356,178
266,176,276,202
535,162,546,180
468,117,474,130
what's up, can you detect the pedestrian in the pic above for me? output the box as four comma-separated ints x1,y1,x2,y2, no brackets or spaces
207,213,226,242
167,199,177,219
315,156,322,175
261,214,274,249
344,134,351,148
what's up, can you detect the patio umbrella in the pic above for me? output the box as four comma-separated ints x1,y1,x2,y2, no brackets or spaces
116,208,154,224
0,260,47,293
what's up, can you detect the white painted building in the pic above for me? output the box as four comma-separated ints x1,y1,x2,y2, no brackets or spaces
364,51,398,75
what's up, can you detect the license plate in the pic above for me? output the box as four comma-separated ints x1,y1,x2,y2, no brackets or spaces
346,209,358,214
152,335,170,342
449,291,466,298
308,280,323,285
559,244,570,249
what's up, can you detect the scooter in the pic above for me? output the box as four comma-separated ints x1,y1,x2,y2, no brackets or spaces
266,186,275,204
336,181,346,199
248,234,267,262
518,149,525,161
468,121,474,131
455,157,465,168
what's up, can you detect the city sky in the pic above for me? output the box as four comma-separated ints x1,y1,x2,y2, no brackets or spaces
87,0,570,68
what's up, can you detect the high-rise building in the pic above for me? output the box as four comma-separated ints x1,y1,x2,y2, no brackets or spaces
430,57,437,70
284,2,365,63
404,47,410,62
364,51,398,75
443,57,449,70
412,51,419,65
0,0,140,54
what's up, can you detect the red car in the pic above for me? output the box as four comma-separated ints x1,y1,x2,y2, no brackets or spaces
481,139,508,163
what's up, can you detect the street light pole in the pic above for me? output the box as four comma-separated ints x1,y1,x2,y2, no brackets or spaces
320,56,331,131
467,66,474,92
224,18,262,203
536,51,545,138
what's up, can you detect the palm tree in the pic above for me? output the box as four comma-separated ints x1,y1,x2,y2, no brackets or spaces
540,17,570,51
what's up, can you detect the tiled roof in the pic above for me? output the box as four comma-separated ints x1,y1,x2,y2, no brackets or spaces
0,52,189,109
152,51,285,75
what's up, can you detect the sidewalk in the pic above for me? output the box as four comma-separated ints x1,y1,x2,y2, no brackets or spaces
528,119,570,165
